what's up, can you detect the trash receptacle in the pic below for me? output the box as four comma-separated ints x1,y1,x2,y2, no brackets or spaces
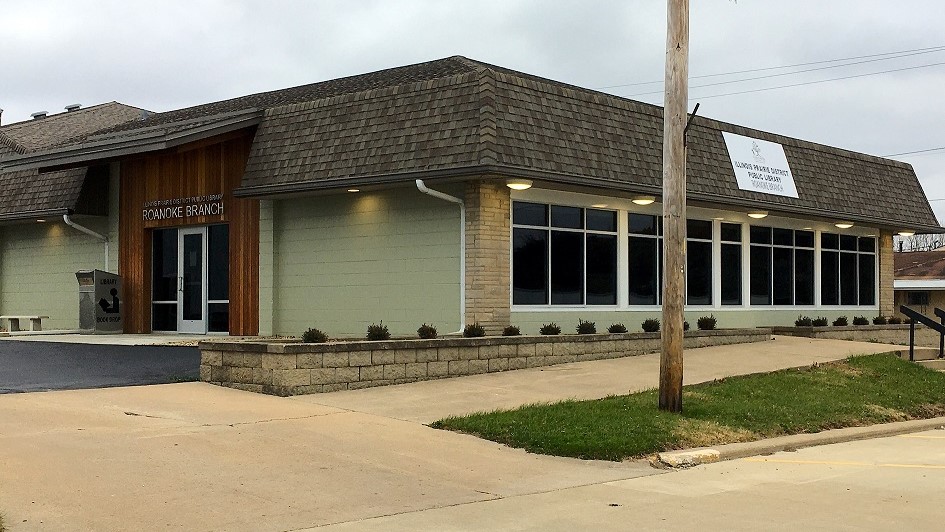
76,269,123,334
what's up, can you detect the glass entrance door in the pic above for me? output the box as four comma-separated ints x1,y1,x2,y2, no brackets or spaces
152,224,229,334
178,227,207,334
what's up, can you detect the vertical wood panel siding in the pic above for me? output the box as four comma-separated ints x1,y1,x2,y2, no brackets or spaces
119,130,259,334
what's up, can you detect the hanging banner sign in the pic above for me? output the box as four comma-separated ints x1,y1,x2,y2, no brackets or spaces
722,132,798,198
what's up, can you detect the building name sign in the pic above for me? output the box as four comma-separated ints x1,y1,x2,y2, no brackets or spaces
142,194,225,221
722,132,798,198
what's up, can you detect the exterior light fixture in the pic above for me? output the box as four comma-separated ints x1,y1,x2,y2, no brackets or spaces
591,203,609,208
505,178,533,190
36,219,46,223
835,222,854,229
898,230,916,237
347,188,360,193
631,195,656,205
747,211,768,219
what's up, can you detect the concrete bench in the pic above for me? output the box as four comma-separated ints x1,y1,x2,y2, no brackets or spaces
0,315,49,332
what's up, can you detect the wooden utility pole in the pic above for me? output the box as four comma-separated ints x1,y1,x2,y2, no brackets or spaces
659,0,689,413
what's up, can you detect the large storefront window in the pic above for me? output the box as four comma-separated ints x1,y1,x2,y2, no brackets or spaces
749,226,814,306
512,202,617,305
628,214,661,305
720,223,742,305
686,219,712,305
821,233,876,306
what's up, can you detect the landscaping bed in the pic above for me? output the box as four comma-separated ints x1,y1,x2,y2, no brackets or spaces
771,324,937,346
199,327,772,396
431,353,945,461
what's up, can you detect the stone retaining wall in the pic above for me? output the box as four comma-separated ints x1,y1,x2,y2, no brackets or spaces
199,328,772,396
771,324,932,346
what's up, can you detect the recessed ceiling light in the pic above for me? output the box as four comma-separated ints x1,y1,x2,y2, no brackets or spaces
347,188,360,193
36,219,46,223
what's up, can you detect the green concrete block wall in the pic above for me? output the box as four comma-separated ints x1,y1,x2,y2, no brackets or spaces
511,309,882,335
272,187,462,337
0,218,111,331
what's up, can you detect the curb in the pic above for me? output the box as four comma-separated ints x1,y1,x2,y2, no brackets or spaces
656,416,945,468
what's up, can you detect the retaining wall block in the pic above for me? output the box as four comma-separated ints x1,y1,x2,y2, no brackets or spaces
405,362,428,379
416,348,438,363
272,369,310,387
202,350,223,366
297,353,323,369
488,358,509,372
383,364,407,380
349,351,372,367
311,368,338,385
323,352,350,368
468,359,488,374
372,350,395,365
448,360,470,375
428,361,449,377
394,350,417,364
262,354,297,370
359,365,384,381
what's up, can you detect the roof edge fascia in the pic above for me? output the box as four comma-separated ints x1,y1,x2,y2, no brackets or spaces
0,112,262,172
235,164,944,233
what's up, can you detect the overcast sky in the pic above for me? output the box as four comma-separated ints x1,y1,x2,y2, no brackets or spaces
3,1,944,222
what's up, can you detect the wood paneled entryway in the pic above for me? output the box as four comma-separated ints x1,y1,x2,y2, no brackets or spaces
118,129,259,335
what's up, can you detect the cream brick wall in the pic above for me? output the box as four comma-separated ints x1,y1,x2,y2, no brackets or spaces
879,230,894,316
464,179,511,334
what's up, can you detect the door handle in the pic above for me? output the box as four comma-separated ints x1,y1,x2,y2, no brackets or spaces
178,276,183,293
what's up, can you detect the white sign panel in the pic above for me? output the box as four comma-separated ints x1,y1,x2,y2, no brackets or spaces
722,132,798,198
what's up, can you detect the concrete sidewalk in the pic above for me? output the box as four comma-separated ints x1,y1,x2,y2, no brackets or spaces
0,336,908,531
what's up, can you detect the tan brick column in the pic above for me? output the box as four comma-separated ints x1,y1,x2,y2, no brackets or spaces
879,230,894,316
464,179,511,333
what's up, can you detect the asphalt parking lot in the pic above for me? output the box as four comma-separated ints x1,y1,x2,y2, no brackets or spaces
0,340,199,393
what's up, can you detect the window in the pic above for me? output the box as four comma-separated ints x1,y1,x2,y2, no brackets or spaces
821,233,876,306
749,226,815,305
908,291,930,306
687,219,712,305
628,214,661,305
720,223,742,305
627,215,715,306
512,202,617,305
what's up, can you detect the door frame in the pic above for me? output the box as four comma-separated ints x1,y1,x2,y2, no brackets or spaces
178,226,208,334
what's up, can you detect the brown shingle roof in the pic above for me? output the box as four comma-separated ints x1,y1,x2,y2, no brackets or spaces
0,102,146,152
895,251,945,279
0,103,144,220
236,57,940,232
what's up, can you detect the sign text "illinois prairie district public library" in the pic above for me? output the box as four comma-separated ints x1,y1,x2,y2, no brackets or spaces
142,194,225,221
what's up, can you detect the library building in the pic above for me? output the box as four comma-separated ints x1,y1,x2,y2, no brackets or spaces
0,56,939,337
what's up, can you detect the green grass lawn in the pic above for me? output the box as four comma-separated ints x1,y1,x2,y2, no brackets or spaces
431,353,945,461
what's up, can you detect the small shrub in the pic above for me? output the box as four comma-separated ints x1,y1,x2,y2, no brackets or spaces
576,319,597,334
853,316,869,326
795,315,813,327
463,322,486,338
539,322,562,335
641,318,660,333
502,325,521,336
904,317,913,324
873,316,888,325
697,315,717,331
366,321,391,341
684,321,690,332
812,317,829,327
832,316,848,327
888,316,902,325
608,323,628,334
417,323,438,339
301,327,328,343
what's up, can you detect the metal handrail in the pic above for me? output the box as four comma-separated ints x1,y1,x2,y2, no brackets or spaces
899,306,945,361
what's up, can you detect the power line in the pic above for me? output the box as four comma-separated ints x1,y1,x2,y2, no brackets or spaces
883,147,945,157
596,44,945,90
626,47,945,97
687,60,945,100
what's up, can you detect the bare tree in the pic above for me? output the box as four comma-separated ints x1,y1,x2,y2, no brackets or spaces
895,234,945,252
